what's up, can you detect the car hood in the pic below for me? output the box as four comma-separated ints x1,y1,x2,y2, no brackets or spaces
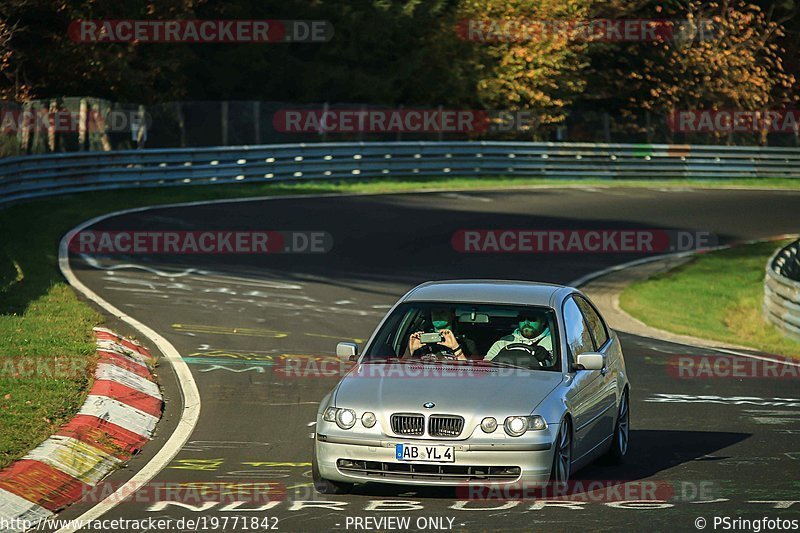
333,362,563,417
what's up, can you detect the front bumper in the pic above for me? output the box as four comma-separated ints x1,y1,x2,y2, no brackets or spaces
315,432,555,486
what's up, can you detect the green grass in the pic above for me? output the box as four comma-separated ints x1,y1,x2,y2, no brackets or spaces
619,240,800,358
1,175,799,468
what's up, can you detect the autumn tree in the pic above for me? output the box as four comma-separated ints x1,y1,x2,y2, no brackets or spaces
449,0,594,130
631,1,797,143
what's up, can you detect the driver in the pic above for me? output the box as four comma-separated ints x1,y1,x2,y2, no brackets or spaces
484,313,554,366
407,308,475,360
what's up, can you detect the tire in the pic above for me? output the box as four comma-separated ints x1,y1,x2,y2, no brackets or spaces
550,417,572,483
606,388,630,463
312,447,354,495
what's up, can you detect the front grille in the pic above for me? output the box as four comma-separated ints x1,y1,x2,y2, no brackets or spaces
337,459,521,482
429,415,464,437
391,413,425,436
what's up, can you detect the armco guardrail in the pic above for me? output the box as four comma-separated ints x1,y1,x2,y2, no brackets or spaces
1,141,800,206
764,239,800,342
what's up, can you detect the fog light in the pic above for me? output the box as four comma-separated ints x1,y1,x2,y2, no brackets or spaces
336,409,356,429
361,411,377,428
504,416,529,437
480,417,498,433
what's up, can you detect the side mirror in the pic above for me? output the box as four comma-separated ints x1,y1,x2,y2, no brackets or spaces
575,352,604,371
336,342,359,362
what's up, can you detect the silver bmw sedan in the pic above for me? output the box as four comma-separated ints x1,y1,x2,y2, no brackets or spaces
313,280,630,494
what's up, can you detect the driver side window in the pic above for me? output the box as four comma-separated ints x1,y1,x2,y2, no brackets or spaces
563,297,594,363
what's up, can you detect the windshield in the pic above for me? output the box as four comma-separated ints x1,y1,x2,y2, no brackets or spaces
362,302,560,371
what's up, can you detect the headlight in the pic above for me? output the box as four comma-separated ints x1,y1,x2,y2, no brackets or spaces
504,415,548,436
323,407,359,429
504,416,528,436
480,417,498,433
361,411,377,428
335,408,357,429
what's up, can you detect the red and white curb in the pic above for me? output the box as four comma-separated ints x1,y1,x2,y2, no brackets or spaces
0,328,162,532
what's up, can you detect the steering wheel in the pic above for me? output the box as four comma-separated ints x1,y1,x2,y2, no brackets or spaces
411,342,457,360
492,343,551,369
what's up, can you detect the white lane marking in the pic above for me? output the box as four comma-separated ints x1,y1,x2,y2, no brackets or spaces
80,254,207,277
101,276,157,289
202,287,237,294
58,215,201,533
180,441,271,453
243,290,316,301
439,192,493,202
645,393,800,407
198,365,265,373
743,409,800,426
103,287,169,296
191,274,302,290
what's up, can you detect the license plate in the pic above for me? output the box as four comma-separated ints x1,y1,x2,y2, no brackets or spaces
395,444,455,463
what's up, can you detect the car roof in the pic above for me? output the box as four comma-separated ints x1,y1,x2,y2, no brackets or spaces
402,280,572,307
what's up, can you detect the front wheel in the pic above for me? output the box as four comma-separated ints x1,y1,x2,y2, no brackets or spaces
312,447,354,495
550,418,572,482
606,388,630,463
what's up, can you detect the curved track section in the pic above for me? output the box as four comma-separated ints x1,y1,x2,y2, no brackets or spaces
60,188,800,531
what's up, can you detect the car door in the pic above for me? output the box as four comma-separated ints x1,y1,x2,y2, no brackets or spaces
574,296,617,443
562,296,608,461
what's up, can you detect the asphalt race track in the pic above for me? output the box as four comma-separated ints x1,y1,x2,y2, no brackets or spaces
59,187,800,532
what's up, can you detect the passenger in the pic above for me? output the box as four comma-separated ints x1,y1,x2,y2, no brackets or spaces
485,313,553,366
407,308,476,360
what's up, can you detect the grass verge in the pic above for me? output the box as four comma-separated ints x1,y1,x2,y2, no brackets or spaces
1,175,799,468
619,239,800,359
